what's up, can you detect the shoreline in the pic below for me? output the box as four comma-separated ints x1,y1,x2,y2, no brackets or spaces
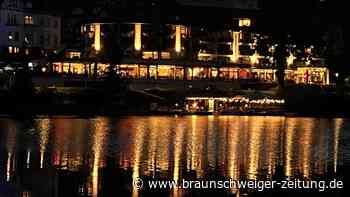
1,109,349,119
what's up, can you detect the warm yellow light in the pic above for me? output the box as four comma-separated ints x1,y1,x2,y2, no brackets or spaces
231,32,240,62
175,25,181,53
94,23,101,52
134,23,142,51
239,18,251,27
91,118,107,197
192,102,197,108
38,119,50,169
24,16,33,25
305,59,311,66
8,46,13,54
287,53,295,66
250,52,259,65
333,119,342,173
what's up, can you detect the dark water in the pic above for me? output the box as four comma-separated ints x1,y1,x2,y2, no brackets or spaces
0,116,349,197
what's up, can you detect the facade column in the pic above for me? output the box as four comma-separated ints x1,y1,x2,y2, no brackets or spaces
93,62,98,78
134,23,142,51
94,23,101,52
326,69,330,85
175,25,182,53
206,68,209,80
68,63,71,74
84,64,88,76
137,65,140,79
191,66,194,80
182,66,185,80
231,31,240,63
147,65,150,79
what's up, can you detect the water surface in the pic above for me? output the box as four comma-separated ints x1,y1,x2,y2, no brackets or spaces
0,116,349,197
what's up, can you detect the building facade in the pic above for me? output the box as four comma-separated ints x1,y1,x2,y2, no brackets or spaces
176,0,259,9
0,0,61,59
50,0,329,87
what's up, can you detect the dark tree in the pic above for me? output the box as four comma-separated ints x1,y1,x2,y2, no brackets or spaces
274,35,288,88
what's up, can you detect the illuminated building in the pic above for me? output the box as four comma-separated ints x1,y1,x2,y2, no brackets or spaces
45,0,329,87
0,0,61,57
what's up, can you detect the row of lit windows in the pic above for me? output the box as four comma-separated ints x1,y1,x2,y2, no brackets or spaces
49,63,329,85
8,46,19,54
6,15,33,25
5,14,58,27
8,46,30,55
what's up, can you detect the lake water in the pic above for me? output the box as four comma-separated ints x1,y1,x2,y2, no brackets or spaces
0,116,349,197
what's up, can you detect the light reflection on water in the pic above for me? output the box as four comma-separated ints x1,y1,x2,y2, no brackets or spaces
0,116,349,197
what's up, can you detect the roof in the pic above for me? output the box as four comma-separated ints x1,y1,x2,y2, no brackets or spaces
82,4,261,27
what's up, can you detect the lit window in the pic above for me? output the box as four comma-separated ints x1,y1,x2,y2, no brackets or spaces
24,16,33,25
67,52,81,59
239,18,251,27
8,46,19,54
8,46,13,54
21,191,31,197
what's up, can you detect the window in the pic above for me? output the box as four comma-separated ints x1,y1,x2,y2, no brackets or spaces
8,0,18,8
24,16,34,25
39,35,44,45
46,34,51,46
14,32,19,41
67,52,81,59
53,20,58,28
53,35,58,46
8,46,19,54
24,33,33,45
8,46,13,54
39,17,44,26
8,32,19,41
21,191,31,197
7,14,17,25
46,18,51,27
239,18,251,27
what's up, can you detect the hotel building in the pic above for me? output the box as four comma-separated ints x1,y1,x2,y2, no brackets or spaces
50,0,330,90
